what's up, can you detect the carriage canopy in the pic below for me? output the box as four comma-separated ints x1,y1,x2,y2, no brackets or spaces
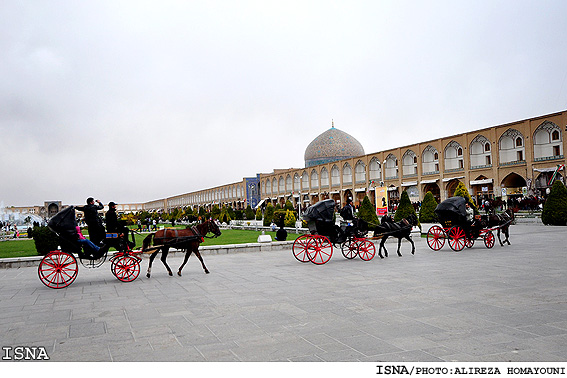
302,199,336,223
48,206,78,239
434,196,467,226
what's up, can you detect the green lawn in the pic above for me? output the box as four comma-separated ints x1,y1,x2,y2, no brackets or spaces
0,228,297,259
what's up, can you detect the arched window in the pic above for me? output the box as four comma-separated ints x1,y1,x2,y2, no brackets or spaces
533,121,563,161
355,161,366,183
402,150,417,176
444,141,464,171
293,173,300,191
310,169,319,189
320,167,329,187
499,128,525,164
385,154,398,179
279,177,285,193
422,145,439,174
470,135,492,169
285,175,292,191
369,158,381,181
331,165,340,187
301,171,309,190
343,163,353,185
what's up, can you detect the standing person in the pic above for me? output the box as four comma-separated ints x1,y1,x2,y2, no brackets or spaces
75,198,105,246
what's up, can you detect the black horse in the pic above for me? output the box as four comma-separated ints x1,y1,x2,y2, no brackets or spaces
485,209,514,246
371,214,418,258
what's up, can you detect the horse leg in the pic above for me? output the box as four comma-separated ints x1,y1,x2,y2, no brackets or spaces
381,236,388,258
146,250,159,278
503,226,511,245
396,236,403,257
406,234,415,255
160,247,173,276
177,250,192,277
194,250,210,274
497,228,504,246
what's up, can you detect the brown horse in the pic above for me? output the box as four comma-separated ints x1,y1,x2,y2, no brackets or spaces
142,219,221,278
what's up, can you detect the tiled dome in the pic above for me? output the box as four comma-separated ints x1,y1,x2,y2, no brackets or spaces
304,124,365,167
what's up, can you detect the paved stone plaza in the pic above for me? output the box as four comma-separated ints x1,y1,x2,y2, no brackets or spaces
1,223,566,362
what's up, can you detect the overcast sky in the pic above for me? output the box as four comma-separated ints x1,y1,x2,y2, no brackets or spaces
1,0,567,207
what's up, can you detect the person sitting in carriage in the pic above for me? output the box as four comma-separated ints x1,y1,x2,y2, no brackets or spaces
75,226,109,259
464,201,476,239
105,201,134,249
340,197,355,224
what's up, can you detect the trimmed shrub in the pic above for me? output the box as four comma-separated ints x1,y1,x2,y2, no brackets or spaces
255,207,263,220
419,191,438,223
284,209,297,227
542,180,567,225
245,205,255,220
273,209,286,227
358,195,379,226
394,191,418,222
454,182,478,213
263,203,275,226
32,226,59,256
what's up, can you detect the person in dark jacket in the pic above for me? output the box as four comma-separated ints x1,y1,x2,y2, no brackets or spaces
75,197,105,245
105,201,132,248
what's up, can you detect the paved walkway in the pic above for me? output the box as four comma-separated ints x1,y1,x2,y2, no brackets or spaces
1,223,566,362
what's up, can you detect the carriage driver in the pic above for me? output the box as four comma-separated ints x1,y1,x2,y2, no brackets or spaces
106,202,133,248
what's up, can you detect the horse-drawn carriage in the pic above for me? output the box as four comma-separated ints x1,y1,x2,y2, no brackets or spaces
38,206,142,289
426,196,512,252
292,199,376,264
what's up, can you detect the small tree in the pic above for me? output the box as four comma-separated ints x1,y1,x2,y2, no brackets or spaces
542,180,567,225
284,209,297,227
454,182,478,213
255,207,263,221
219,205,231,224
358,195,379,226
263,203,275,226
211,205,221,219
245,205,255,220
394,190,417,222
419,191,438,223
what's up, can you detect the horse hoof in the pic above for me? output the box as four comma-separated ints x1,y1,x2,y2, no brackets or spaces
205,270,210,274
168,272,173,276
177,272,182,277
146,273,151,278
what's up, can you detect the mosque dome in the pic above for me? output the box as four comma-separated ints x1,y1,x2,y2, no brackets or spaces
304,123,365,167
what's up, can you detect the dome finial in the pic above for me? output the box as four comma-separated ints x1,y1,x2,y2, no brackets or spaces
332,119,334,128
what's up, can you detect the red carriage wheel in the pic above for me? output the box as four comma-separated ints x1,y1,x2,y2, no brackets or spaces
357,239,376,261
341,238,358,259
483,231,495,249
447,226,466,252
426,225,446,251
306,235,333,265
38,251,78,289
292,234,312,263
465,237,475,248
111,255,141,282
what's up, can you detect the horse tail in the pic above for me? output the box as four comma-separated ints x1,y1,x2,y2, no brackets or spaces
142,233,155,251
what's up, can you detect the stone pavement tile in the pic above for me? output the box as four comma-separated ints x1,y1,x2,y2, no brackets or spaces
518,324,567,337
365,349,445,362
69,322,106,338
338,333,403,357
315,347,367,362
